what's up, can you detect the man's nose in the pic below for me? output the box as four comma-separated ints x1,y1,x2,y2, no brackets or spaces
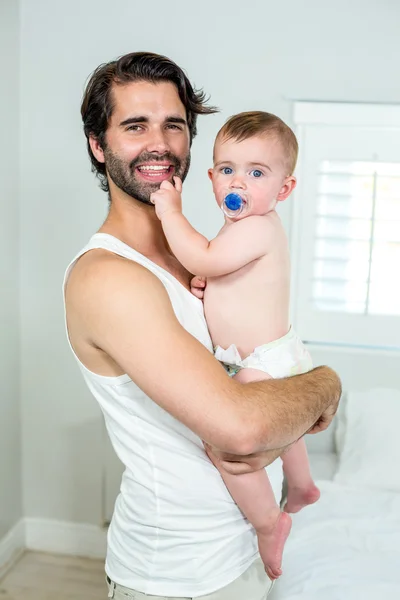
146,128,170,154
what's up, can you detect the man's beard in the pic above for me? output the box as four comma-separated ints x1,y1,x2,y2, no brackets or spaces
103,148,191,205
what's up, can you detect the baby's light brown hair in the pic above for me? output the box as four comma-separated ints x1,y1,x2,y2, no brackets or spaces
215,111,298,175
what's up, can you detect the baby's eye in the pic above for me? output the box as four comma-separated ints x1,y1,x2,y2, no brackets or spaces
221,167,233,175
250,169,263,178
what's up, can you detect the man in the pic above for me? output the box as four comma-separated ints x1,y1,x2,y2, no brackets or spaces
64,52,341,600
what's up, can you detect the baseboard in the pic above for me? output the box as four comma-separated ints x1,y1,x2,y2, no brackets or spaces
25,518,107,559
0,520,25,579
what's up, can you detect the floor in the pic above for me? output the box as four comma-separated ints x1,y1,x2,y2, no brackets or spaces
0,551,106,599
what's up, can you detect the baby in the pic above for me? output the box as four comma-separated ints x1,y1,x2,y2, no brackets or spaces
151,111,320,579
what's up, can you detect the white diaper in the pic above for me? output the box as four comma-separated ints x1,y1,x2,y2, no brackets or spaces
214,327,313,379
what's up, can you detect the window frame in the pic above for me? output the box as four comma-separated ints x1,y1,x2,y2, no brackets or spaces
290,102,400,351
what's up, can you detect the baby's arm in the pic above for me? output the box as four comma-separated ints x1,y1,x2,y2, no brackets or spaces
150,178,273,277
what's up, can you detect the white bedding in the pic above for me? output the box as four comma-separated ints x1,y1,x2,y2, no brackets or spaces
270,480,400,599
309,452,338,481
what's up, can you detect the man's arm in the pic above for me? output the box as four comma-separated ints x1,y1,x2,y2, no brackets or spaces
71,254,341,456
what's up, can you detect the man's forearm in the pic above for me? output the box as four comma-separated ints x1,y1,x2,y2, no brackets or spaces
233,365,341,455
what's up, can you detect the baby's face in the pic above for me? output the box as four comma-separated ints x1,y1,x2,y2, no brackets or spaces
209,134,294,218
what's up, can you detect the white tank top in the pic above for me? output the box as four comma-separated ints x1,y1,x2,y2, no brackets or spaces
63,233,283,597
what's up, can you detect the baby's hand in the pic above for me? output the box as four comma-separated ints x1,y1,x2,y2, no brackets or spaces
150,176,182,219
190,275,206,300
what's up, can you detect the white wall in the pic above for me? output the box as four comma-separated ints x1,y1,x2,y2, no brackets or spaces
19,0,400,525
0,0,22,539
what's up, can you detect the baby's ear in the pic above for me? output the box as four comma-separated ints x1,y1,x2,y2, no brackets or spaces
277,176,297,202
207,168,214,182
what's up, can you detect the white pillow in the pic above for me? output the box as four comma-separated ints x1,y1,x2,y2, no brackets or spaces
334,387,400,492
334,392,348,455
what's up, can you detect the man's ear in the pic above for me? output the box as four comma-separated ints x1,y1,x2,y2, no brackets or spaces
89,135,105,163
277,176,297,202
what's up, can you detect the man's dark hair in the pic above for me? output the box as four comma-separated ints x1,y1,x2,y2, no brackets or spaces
81,51,218,192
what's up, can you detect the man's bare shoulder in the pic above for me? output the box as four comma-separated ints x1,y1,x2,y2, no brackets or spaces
68,248,137,283
65,247,170,376
66,248,160,303
65,247,163,327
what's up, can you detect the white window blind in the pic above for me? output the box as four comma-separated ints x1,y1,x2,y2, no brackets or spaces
313,160,400,316
291,103,400,349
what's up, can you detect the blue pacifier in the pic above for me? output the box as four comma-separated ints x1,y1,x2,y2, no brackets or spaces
221,191,247,218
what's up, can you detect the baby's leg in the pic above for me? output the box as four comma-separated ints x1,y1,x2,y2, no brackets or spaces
214,452,291,580
282,438,320,513
220,367,292,579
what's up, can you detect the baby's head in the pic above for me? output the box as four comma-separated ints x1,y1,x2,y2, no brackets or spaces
209,111,298,219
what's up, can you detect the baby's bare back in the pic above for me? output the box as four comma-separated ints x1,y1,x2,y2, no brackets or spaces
204,212,290,358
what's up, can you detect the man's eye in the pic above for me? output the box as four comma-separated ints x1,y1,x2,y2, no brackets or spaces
250,169,263,178
126,125,143,132
166,124,182,130
221,167,233,175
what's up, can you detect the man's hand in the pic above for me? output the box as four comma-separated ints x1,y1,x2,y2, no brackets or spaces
190,275,206,300
150,176,183,219
204,442,293,475
299,366,341,435
307,399,340,435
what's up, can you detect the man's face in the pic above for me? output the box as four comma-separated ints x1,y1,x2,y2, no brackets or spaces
100,81,191,204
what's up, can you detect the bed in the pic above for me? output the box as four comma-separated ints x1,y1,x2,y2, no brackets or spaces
270,387,400,599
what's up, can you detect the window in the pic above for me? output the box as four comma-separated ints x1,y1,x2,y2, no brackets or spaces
291,103,400,349
314,160,400,316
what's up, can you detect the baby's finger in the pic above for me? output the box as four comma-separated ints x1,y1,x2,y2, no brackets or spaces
191,288,204,299
160,180,174,191
192,275,206,288
173,176,183,193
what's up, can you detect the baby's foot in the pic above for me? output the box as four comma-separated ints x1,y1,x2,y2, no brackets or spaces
257,512,292,580
284,483,320,514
